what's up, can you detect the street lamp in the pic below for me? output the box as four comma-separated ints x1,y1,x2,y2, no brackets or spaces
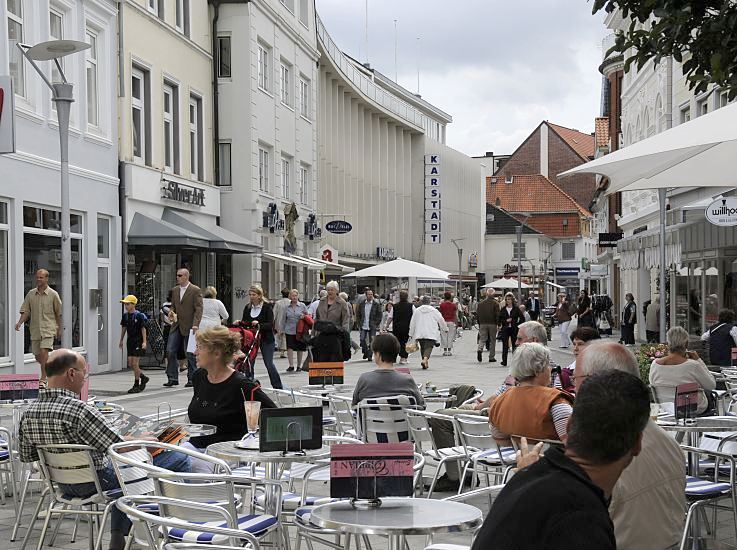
17,40,90,348
450,238,465,298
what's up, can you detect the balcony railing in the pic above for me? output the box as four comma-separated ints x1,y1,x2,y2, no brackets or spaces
316,14,429,131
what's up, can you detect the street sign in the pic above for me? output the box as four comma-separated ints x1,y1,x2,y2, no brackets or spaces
0,76,16,154
705,197,737,227
325,220,352,234
598,232,623,247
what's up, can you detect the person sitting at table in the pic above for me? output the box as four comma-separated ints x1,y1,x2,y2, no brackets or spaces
649,326,716,415
183,326,276,472
488,342,573,443
18,349,191,550
352,333,425,407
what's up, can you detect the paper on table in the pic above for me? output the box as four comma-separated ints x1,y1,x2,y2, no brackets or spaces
186,329,196,354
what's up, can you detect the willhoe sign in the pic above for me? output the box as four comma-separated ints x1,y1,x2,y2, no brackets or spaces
706,197,737,227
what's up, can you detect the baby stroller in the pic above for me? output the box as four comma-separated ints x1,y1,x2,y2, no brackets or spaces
228,323,261,381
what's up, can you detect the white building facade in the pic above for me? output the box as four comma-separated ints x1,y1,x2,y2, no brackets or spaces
316,15,484,295
0,0,121,373
602,10,735,340
215,0,322,310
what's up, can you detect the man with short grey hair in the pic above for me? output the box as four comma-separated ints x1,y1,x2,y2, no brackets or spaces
516,321,547,346
576,341,685,550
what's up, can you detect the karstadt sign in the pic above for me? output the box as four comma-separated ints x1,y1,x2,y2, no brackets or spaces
706,197,737,227
0,76,16,154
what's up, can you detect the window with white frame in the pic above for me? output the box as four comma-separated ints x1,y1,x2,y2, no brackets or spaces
258,43,270,91
280,62,292,106
148,0,163,17
49,9,64,84
281,157,291,198
299,165,310,204
131,67,149,163
299,77,310,118
86,30,99,128
7,0,25,97
218,142,231,186
512,242,526,261
175,0,190,36
299,0,309,26
561,242,576,260
717,89,729,109
189,95,203,180
163,83,179,172
258,147,270,192
697,98,709,117
217,37,231,78
680,105,691,124
280,0,295,13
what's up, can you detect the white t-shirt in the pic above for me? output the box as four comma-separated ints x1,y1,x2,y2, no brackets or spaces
179,283,190,302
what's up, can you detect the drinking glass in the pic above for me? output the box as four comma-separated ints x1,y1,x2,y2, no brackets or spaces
244,400,261,436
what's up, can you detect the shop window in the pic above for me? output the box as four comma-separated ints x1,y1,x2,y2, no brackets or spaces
23,234,82,350
23,206,81,233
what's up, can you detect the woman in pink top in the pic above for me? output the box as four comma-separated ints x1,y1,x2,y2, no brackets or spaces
438,292,458,356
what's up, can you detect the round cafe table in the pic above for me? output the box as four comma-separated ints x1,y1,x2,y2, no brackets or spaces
657,416,737,474
309,497,482,550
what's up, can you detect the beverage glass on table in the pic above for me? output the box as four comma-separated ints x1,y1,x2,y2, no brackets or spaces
244,400,261,436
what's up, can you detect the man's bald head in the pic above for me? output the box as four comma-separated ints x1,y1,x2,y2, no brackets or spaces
577,341,639,378
46,349,85,378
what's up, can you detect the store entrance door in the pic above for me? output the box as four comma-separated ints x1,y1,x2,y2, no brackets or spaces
97,266,110,370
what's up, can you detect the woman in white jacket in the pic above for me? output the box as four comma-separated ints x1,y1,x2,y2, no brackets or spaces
409,295,448,370
200,286,229,331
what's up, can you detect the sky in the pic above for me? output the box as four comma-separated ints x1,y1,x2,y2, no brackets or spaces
315,0,609,157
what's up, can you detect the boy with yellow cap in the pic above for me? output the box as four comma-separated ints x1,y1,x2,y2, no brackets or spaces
119,295,149,393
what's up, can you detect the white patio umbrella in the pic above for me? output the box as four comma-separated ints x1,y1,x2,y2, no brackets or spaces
559,102,737,341
482,278,530,290
342,257,450,280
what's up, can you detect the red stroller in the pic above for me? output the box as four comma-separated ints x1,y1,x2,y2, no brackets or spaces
228,323,261,381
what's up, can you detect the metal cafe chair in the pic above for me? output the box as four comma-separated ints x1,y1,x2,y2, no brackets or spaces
19,444,117,550
454,415,516,492
117,495,261,550
355,395,420,444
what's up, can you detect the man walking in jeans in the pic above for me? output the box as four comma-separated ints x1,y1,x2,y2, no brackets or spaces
164,268,203,387
356,289,382,360
476,289,500,363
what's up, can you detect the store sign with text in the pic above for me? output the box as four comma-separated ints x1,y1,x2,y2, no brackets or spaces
706,197,737,227
325,220,352,234
376,247,396,260
161,179,206,207
424,154,441,244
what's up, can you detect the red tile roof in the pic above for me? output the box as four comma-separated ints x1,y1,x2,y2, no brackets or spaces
486,174,592,217
595,117,609,149
547,122,595,160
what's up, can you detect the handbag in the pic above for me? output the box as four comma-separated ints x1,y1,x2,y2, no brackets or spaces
405,340,418,354
598,314,611,331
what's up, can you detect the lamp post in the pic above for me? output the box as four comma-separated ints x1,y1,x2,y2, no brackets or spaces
450,238,465,298
17,40,90,348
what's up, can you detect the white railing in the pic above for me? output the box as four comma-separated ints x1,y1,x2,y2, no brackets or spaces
316,14,429,131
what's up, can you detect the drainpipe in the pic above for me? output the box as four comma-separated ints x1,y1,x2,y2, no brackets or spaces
118,1,127,293
211,1,221,190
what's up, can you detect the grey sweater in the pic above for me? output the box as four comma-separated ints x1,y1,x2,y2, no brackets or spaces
352,369,425,407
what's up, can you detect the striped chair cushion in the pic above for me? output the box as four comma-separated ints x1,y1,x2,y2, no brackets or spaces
166,514,277,544
473,447,517,465
233,465,290,481
295,507,312,526
361,396,417,444
323,416,337,426
254,492,339,511
685,476,732,499
698,459,734,476
0,449,10,461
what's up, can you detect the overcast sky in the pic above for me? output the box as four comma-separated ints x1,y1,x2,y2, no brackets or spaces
315,0,609,157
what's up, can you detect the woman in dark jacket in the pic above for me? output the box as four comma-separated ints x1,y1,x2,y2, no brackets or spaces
576,289,594,328
241,285,282,389
392,290,414,364
497,292,523,366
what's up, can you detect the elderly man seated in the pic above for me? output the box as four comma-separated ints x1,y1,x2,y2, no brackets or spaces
488,342,573,443
18,349,191,550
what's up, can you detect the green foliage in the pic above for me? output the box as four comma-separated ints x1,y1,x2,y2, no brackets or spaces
636,343,669,385
593,0,737,99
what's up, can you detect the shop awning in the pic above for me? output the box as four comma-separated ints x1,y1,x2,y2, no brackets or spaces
127,211,261,253
309,258,356,273
263,252,324,271
162,210,261,253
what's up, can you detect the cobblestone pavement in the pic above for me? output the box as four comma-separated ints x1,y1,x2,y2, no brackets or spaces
2,326,734,549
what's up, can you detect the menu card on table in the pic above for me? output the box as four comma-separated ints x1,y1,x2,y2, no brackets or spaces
330,442,414,499
309,362,344,385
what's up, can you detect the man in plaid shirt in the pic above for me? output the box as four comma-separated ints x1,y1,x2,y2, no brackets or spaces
19,349,190,550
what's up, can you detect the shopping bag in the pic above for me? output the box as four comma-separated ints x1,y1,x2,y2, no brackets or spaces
598,314,611,331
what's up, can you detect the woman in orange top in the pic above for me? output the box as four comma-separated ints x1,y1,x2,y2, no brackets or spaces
488,342,573,443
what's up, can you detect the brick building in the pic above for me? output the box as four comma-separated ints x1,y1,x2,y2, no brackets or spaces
494,121,597,209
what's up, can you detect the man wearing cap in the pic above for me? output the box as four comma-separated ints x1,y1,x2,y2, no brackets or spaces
15,269,62,387
119,295,149,393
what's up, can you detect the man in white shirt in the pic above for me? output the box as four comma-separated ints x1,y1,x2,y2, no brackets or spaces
308,290,326,317
576,341,685,549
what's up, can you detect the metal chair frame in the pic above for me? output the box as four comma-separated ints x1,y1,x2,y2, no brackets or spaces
454,415,516,493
